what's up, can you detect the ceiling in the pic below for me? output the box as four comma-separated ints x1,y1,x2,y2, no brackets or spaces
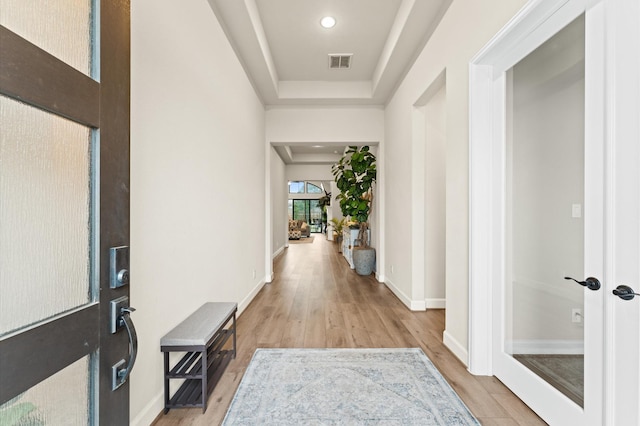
207,0,452,164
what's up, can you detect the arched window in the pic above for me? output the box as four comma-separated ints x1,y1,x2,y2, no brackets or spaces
306,182,322,194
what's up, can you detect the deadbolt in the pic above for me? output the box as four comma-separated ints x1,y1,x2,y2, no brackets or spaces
117,269,129,286
110,246,129,289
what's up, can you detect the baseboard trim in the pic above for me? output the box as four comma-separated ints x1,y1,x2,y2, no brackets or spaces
411,300,426,310
130,391,163,426
272,245,285,259
443,330,469,367
384,278,426,311
510,340,584,355
238,278,267,316
425,298,446,309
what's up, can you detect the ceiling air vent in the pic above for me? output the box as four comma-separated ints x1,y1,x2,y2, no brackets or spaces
329,54,352,69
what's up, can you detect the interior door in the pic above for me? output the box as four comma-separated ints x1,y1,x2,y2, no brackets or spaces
496,1,605,424
0,1,131,424
469,0,639,424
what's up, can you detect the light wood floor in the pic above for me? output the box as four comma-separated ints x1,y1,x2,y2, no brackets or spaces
153,236,546,425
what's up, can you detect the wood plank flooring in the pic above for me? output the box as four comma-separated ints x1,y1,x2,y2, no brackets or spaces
152,236,546,425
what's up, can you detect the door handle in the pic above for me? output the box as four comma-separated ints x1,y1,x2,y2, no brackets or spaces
110,298,138,390
564,276,601,291
612,285,640,301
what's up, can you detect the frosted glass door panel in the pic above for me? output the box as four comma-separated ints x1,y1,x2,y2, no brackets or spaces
0,355,90,424
506,16,585,406
0,96,92,336
0,0,93,75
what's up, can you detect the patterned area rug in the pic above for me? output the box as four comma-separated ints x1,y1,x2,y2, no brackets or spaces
222,348,479,425
288,235,315,244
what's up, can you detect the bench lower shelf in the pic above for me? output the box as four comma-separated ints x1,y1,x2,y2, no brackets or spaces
167,349,234,409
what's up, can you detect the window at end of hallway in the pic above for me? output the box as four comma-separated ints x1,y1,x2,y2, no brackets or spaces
288,181,305,193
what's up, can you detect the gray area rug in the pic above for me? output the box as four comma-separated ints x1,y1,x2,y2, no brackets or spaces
222,348,479,425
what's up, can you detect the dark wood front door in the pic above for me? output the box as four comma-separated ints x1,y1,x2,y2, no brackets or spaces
0,1,131,424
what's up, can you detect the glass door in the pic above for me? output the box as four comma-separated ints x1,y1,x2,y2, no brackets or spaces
495,1,604,424
506,14,587,407
0,0,131,423
288,199,324,233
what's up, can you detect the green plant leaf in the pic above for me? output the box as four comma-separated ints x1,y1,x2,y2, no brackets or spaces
333,145,376,225
0,402,39,426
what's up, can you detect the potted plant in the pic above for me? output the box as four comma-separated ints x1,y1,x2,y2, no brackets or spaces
317,189,331,208
329,217,347,251
331,146,377,275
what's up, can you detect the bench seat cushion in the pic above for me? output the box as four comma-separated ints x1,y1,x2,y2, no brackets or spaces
160,302,237,348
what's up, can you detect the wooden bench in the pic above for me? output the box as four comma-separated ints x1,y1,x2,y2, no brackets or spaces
160,302,237,413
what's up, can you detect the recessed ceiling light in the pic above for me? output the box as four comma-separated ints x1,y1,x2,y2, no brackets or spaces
320,16,336,29
312,145,323,148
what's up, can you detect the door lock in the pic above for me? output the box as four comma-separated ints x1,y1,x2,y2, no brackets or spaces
110,246,129,288
117,269,129,286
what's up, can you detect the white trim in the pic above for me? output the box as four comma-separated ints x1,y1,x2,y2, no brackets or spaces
376,135,385,281
265,140,273,285
604,1,640,424
425,298,446,309
511,340,585,355
376,273,385,282
384,279,426,311
130,391,163,426
272,245,285,259
411,106,426,305
238,278,267,316
443,330,469,367
410,300,427,311
468,62,496,376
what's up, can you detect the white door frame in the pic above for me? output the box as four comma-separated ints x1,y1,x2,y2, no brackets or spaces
602,0,640,424
468,0,640,424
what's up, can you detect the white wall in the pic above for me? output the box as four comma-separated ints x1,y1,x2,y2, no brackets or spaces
266,107,384,143
424,84,447,307
271,147,287,257
384,0,528,363
130,0,265,423
285,164,334,182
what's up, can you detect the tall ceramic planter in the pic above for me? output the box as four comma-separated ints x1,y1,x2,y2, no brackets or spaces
353,247,375,276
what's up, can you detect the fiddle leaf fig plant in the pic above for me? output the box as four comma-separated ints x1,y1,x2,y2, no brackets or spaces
331,146,376,247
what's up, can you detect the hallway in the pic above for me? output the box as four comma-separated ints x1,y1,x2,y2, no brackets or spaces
154,237,545,425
